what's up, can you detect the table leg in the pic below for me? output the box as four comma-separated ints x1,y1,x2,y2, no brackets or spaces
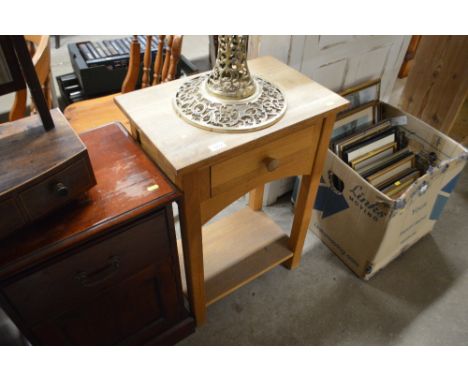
248,185,265,211
285,114,336,269
179,172,206,325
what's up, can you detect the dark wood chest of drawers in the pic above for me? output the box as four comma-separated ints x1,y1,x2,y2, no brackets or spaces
0,123,194,345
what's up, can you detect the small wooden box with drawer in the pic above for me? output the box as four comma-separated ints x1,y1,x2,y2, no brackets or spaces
0,109,96,239
0,123,194,345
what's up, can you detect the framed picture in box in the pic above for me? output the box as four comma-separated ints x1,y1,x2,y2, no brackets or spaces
331,79,382,143
332,104,375,142
338,79,381,118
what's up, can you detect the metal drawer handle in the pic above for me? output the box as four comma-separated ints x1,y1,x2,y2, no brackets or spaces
75,256,121,287
263,157,279,172
54,182,69,197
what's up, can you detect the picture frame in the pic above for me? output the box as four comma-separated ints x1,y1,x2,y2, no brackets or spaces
0,35,54,130
338,78,381,118
331,103,376,142
330,79,382,143
0,36,26,96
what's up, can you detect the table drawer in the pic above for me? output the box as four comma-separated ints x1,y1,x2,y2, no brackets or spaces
4,209,172,325
18,157,94,221
210,126,320,196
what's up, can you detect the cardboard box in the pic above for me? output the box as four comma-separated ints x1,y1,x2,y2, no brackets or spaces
309,103,468,279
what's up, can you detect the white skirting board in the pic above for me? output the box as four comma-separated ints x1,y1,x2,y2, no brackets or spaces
263,177,296,205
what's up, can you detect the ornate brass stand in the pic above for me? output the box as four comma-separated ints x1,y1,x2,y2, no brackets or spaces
173,35,287,133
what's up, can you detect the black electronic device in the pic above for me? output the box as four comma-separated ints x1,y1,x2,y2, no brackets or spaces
67,36,198,97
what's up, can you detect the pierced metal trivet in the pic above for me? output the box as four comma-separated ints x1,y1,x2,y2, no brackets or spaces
173,74,286,133
173,35,287,133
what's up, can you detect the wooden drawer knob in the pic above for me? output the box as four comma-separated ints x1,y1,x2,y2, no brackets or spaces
54,182,69,197
263,157,279,172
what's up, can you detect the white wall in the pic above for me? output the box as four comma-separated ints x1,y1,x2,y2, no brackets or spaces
249,35,410,101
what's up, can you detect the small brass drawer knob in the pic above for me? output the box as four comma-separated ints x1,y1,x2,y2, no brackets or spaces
263,157,279,172
54,182,69,197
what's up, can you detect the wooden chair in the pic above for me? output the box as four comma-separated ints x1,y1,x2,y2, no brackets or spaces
64,35,183,135
9,35,52,121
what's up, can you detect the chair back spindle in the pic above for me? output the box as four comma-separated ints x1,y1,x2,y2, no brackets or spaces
166,36,183,82
141,35,153,88
152,35,166,85
121,36,141,94
161,35,174,83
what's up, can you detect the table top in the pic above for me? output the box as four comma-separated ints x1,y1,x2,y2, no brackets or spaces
115,56,348,177
0,123,180,278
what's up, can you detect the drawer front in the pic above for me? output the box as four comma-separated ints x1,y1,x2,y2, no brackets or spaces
0,198,25,239
211,125,321,196
29,262,184,345
4,210,172,326
19,157,94,221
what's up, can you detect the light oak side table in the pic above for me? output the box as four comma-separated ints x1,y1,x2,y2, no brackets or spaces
116,56,348,325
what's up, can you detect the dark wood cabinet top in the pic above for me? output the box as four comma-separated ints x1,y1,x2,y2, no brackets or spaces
0,123,180,278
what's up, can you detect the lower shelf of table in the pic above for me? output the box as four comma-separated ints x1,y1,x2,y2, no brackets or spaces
177,207,293,306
